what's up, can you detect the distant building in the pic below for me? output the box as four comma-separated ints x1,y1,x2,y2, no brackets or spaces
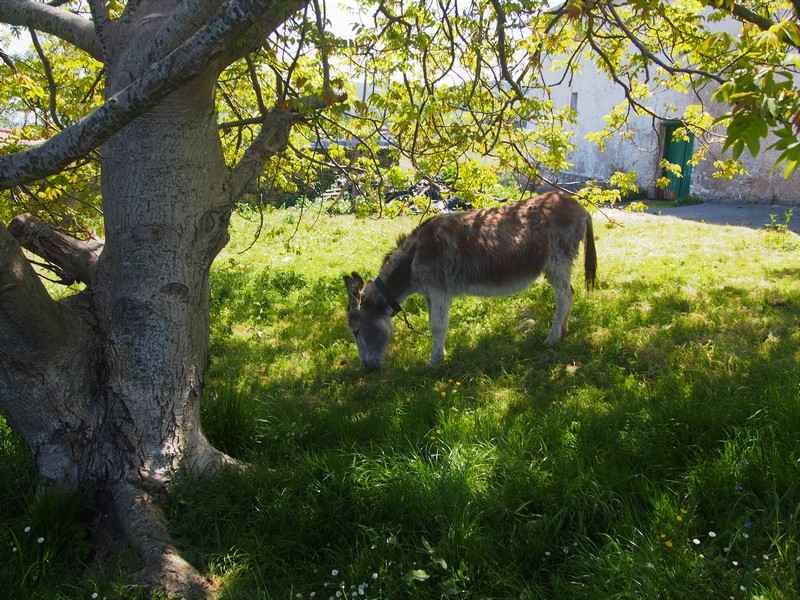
536,20,798,205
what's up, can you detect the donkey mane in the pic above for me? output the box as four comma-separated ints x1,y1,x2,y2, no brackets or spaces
381,232,410,268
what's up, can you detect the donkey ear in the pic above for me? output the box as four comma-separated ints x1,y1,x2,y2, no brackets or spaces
350,272,365,289
344,275,361,307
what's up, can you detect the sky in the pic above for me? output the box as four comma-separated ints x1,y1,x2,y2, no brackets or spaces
1,26,28,54
326,0,369,38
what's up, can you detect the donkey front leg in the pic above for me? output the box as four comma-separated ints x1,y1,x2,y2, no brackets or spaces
545,272,575,346
425,292,453,366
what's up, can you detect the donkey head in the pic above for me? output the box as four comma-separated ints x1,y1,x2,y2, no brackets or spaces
344,272,394,370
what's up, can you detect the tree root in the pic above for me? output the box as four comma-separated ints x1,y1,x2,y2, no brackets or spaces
112,481,216,599
188,431,245,478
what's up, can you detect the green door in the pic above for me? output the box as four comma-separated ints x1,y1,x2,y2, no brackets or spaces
662,122,694,200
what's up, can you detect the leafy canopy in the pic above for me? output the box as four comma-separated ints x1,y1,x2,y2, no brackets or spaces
1,0,798,229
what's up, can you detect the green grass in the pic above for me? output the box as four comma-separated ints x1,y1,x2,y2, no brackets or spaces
2,203,800,598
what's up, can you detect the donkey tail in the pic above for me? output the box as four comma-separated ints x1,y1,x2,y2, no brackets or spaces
584,215,597,290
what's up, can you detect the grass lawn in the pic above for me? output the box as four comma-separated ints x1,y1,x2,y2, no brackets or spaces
1,202,799,599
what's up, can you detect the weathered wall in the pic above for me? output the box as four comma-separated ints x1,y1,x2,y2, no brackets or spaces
537,20,799,205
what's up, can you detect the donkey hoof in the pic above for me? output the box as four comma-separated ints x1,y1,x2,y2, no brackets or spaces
428,355,445,367
544,334,560,346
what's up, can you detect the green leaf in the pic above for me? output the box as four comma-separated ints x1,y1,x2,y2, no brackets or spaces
745,131,761,157
403,569,430,583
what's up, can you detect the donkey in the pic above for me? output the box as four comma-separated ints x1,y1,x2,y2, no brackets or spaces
344,191,597,370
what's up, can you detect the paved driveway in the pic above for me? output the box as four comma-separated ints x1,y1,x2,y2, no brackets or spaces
605,202,800,234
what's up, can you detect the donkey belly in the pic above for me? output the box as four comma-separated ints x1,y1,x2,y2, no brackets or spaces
459,276,539,297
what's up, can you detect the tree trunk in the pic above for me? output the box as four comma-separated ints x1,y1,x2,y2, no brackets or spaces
95,82,232,595
1,34,236,600
0,0,312,593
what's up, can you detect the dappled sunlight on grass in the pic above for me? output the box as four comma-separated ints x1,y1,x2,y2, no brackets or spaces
2,207,798,598
179,209,800,597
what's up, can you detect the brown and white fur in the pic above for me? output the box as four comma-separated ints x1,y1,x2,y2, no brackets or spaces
344,191,597,370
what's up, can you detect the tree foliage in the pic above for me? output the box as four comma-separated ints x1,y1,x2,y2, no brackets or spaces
0,30,103,231
305,0,800,198
2,0,798,220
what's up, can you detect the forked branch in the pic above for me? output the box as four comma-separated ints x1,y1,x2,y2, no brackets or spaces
8,213,103,286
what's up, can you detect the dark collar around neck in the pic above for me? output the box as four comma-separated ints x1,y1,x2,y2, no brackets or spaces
373,276,402,317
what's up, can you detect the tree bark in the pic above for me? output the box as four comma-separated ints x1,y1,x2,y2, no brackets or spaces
0,221,101,494
0,0,313,596
0,0,104,60
79,55,238,594
0,79,231,600
3,9,242,600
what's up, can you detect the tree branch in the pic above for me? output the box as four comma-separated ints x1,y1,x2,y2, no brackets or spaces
86,0,113,58
245,53,268,115
0,0,103,61
584,14,660,121
701,0,774,31
139,0,227,69
311,0,333,95
8,213,103,286
0,46,16,71
29,28,64,130
220,0,309,66
0,220,68,362
223,84,345,202
602,1,725,84
272,13,309,106
226,110,301,200
488,0,526,101
0,0,301,191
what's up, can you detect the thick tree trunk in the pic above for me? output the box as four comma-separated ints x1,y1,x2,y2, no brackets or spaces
1,1,307,595
0,110,222,600
92,73,232,481
86,72,236,594
2,39,235,600
0,222,99,489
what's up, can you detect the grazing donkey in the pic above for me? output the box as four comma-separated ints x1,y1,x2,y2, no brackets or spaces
344,191,597,370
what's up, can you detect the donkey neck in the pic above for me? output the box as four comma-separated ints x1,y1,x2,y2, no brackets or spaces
377,242,415,304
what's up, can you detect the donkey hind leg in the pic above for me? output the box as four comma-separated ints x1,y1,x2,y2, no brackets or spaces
426,292,453,366
544,262,575,346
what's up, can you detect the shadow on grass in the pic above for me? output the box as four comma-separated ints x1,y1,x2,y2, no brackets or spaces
3,213,798,598
205,260,800,462
188,261,800,597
